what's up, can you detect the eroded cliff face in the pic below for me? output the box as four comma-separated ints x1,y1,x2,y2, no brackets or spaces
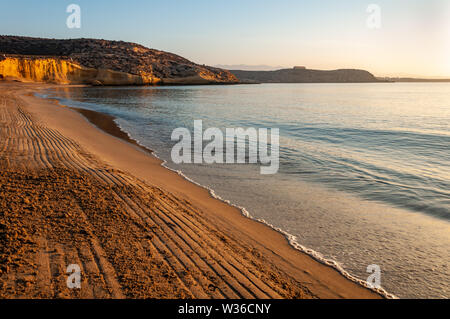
0,56,160,85
0,36,239,85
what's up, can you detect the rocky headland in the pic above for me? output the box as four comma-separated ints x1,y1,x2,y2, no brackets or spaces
0,36,238,85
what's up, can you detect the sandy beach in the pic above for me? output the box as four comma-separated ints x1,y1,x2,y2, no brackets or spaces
0,81,381,299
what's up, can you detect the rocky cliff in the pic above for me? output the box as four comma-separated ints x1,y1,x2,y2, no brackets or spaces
230,68,380,83
0,36,239,85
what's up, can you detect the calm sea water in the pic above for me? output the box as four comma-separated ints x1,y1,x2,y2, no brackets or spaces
43,83,450,298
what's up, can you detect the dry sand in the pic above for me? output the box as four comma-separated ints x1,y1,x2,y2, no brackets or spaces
0,82,381,299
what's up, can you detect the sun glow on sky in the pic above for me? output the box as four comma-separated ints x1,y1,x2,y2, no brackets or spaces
0,0,449,77
444,2,450,75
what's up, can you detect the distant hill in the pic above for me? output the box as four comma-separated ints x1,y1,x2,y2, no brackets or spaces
377,77,450,83
0,36,238,85
230,68,381,83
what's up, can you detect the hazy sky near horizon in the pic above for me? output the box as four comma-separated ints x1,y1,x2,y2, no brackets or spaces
1,0,449,77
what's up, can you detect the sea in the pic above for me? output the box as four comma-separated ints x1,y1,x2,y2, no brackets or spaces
40,83,450,298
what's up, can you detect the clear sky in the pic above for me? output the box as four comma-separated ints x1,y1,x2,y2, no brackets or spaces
1,0,449,77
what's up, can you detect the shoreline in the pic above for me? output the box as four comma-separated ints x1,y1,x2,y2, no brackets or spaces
1,81,383,299
71,107,154,154
70,102,396,299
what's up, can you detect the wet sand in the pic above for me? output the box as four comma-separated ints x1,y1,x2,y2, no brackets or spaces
0,81,382,299
72,107,153,153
